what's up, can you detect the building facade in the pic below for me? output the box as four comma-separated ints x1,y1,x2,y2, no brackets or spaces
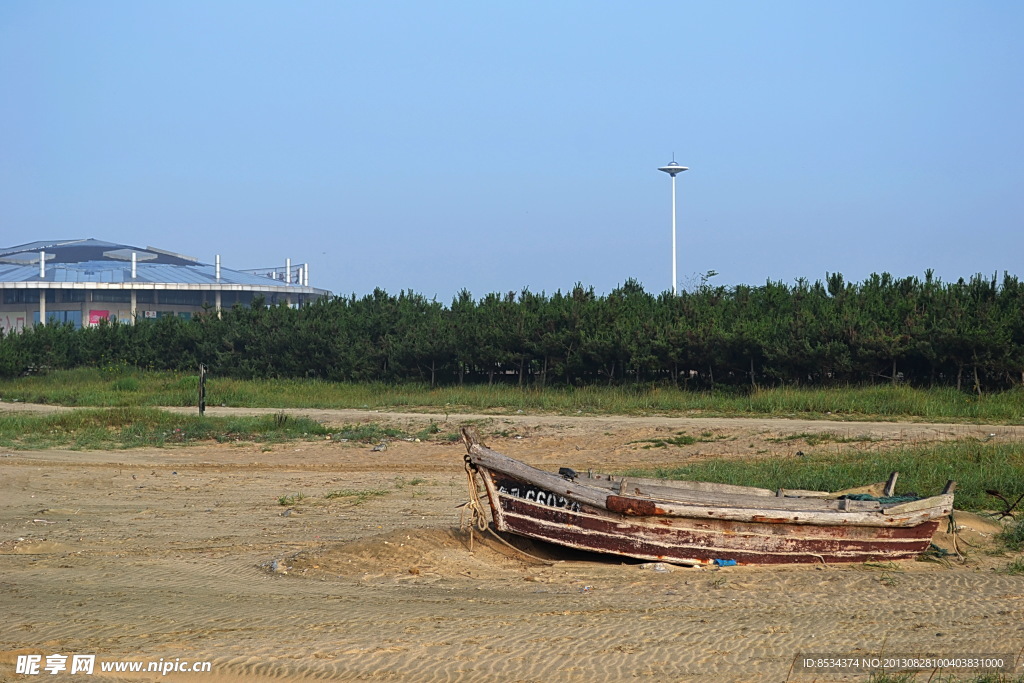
0,239,331,333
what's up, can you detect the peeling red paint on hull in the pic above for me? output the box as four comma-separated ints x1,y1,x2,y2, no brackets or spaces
494,491,939,566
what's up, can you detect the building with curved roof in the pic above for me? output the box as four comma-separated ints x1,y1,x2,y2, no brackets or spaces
0,238,331,333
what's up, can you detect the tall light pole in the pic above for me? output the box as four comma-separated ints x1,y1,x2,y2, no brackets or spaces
658,160,688,295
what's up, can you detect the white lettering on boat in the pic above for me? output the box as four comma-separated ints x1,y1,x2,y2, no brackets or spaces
497,481,582,512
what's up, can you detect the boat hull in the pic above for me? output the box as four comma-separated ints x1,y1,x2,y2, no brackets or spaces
483,470,942,566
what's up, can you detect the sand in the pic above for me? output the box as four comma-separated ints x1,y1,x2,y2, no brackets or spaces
1,406,1022,682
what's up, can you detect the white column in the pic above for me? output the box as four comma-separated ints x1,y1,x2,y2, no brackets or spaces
671,174,678,296
38,250,46,326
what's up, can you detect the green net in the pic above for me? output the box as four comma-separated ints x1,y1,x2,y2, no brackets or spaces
839,493,920,505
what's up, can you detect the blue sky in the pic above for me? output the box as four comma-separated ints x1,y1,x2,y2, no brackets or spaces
2,2,1022,301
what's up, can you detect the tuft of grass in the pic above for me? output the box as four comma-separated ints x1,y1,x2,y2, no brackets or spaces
331,423,406,443
392,477,426,489
1001,558,1024,576
998,522,1024,551
414,421,442,440
111,376,140,392
631,434,697,449
629,430,730,449
324,488,389,505
622,440,1024,512
878,572,900,587
278,493,307,506
767,431,880,446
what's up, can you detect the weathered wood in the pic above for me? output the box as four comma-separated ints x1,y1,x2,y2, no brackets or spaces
779,483,886,499
884,471,899,497
599,479,888,501
461,426,952,563
494,494,942,566
779,488,842,499
467,447,609,508
616,482,883,512
581,472,775,497
602,491,946,527
198,363,207,416
476,448,883,513
615,476,775,497
881,493,955,515
466,439,949,525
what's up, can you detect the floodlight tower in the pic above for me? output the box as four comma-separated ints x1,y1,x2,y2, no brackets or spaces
658,160,689,295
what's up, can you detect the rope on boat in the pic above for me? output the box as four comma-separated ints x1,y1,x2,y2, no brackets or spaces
461,456,554,566
461,458,490,537
947,512,964,560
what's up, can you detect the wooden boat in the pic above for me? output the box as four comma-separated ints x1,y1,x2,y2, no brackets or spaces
460,428,955,566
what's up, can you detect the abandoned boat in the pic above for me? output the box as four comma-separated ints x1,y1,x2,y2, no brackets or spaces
460,428,955,566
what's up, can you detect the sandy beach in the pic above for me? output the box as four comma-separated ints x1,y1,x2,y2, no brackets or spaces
2,407,1022,682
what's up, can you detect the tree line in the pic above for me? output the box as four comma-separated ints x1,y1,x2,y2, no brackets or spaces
2,270,1022,392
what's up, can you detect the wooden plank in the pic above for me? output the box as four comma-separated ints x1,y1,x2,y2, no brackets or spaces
617,482,882,512
881,493,955,515
579,472,775,497
884,471,899,497
606,494,946,527
778,489,831,498
467,447,609,508
778,481,888,499
616,476,775,497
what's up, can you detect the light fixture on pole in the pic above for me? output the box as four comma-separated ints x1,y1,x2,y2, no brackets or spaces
658,160,689,295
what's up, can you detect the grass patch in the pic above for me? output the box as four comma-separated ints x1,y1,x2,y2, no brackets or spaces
2,369,1024,422
331,423,406,443
0,407,331,450
278,493,307,506
392,477,426,489
629,430,730,449
767,431,880,446
1001,558,1024,576
324,488,389,505
111,376,140,392
414,421,442,440
631,434,697,448
621,440,1024,512
998,521,1024,551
